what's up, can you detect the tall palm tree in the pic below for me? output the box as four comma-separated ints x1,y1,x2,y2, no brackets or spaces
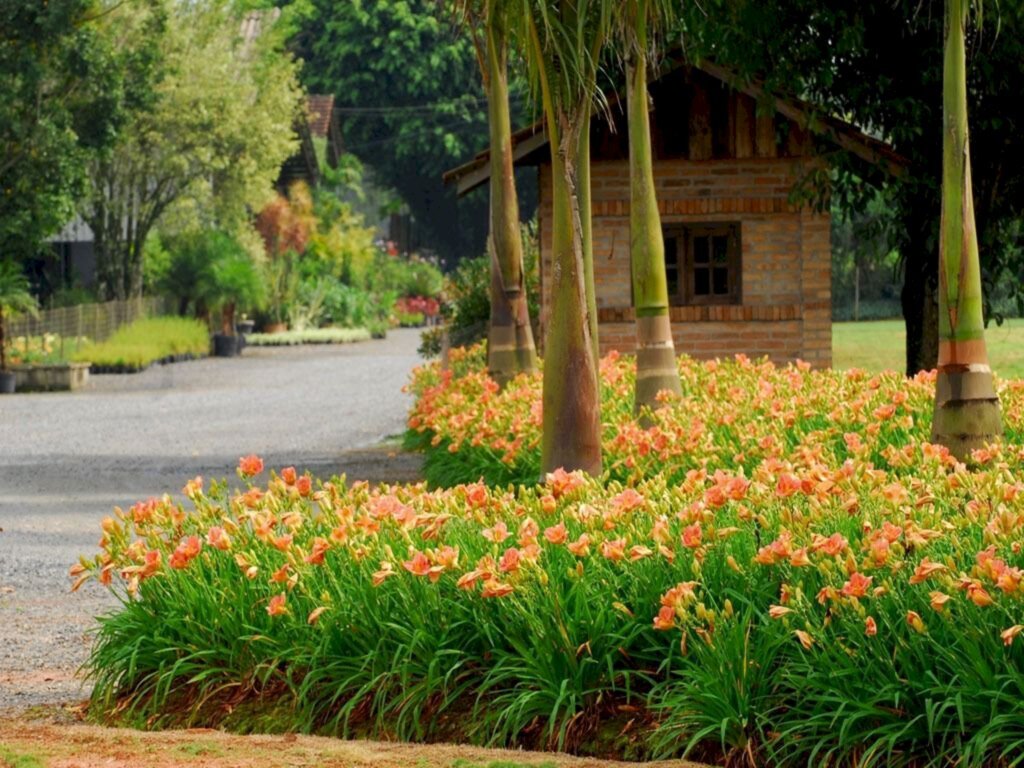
453,0,538,386
614,0,682,414
515,0,612,476
931,0,1002,458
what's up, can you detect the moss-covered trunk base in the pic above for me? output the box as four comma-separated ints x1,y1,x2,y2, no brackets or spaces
931,368,1002,460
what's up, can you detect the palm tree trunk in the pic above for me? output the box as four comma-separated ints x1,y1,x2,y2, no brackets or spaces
485,13,536,387
931,0,1002,458
540,112,603,476
626,48,681,413
576,99,600,370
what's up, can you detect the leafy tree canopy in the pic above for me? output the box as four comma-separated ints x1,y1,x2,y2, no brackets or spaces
85,0,303,299
0,0,155,262
292,0,536,265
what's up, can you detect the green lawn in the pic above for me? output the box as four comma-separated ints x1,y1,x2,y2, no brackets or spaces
832,318,1024,378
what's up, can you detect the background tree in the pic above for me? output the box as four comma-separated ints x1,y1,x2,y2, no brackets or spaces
931,0,1001,457
516,0,612,476
614,0,682,413
676,0,1024,375
0,0,136,271
85,0,302,300
294,0,538,266
453,0,537,385
0,261,39,374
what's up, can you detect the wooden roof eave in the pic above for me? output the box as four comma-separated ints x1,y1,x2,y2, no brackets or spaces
694,60,908,179
443,60,909,196
443,126,548,196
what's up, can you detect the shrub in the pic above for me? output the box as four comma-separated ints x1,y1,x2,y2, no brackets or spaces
244,328,371,346
72,317,209,371
77,438,1024,764
433,221,541,352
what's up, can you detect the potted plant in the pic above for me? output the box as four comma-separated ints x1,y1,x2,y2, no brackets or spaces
199,236,265,357
0,260,39,394
262,252,296,334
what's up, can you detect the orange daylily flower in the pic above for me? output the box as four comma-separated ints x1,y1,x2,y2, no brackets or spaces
909,559,947,585
1001,625,1024,646
906,611,926,633
266,593,288,616
544,522,568,545
840,572,873,599
567,533,591,557
305,537,330,565
499,547,521,573
600,538,626,562
169,535,202,570
206,526,231,551
481,579,514,598
482,521,510,543
653,606,676,631
307,607,328,625
929,591,952,612
238,455,264,478
794,630,814,650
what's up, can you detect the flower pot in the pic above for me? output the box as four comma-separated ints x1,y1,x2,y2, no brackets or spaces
263,322,288,335
212,333,241,358
0,371,16,394
237,319,256,335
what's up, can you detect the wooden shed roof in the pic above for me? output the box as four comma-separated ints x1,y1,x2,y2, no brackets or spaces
443,60,909,196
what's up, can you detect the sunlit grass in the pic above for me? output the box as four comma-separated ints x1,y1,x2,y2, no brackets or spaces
833,318,1024,377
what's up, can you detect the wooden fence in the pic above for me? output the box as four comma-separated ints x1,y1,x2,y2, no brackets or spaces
6,296,173,360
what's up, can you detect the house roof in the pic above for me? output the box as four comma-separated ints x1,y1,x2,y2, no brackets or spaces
306,94,345,168
307,95,335,139
443,60,909,197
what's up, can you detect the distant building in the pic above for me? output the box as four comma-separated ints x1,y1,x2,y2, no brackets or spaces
276,94,344,193
444,62,907,368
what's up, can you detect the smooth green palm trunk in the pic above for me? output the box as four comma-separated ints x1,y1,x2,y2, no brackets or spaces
484,11,536,387
577,99,600,371
626,49,681,414
930,0,1002,458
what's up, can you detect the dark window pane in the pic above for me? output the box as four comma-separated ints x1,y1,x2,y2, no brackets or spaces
695,268,710,295
713,267,729,294
713,236,729,263
693,236,709,264
664,236,678,298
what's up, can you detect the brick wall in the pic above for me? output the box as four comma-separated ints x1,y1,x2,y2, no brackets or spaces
538,156,832,367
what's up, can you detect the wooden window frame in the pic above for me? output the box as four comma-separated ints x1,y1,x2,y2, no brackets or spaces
663,223,742,306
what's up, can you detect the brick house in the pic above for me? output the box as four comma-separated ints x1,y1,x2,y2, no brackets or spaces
444,63,906,367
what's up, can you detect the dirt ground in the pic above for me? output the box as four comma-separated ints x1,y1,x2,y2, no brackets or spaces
0,709,704,768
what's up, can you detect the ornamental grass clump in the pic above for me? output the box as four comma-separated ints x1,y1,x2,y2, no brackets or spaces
406,345,1024,487
73,317,210,370
78,432,1024,765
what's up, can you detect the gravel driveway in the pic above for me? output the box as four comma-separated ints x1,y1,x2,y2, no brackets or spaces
0,329,423,710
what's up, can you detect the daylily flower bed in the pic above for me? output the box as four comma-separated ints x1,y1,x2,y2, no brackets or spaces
77,436,1024,765
405,346,1024,487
